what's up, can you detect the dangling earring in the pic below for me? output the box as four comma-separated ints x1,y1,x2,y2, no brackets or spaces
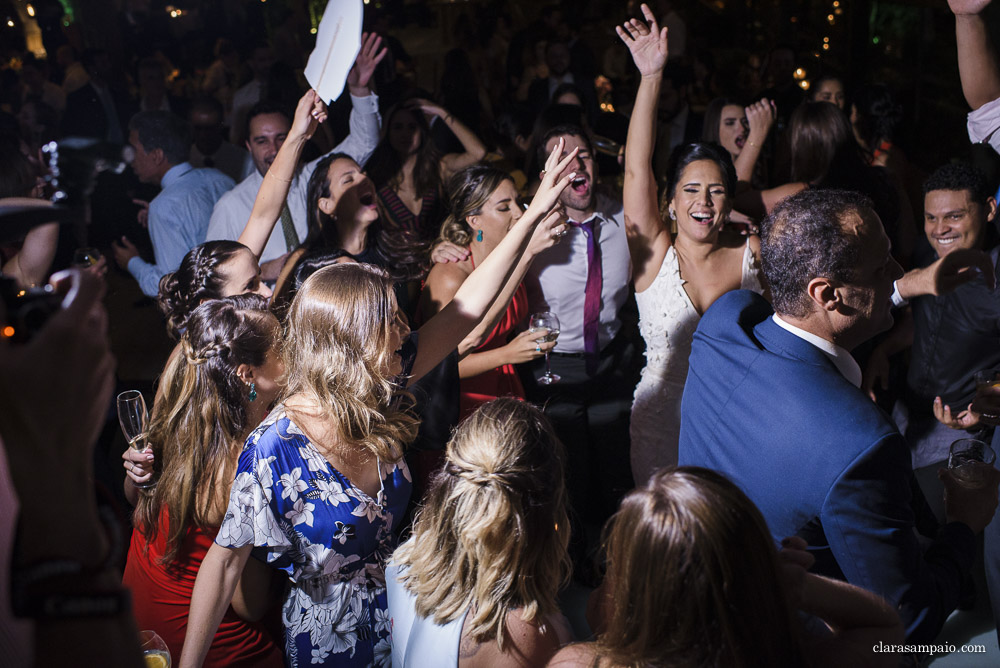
248,382,257,402
476,229,483,242
669,209,676,220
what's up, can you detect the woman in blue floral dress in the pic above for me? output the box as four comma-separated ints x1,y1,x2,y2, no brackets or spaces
179,138,582,668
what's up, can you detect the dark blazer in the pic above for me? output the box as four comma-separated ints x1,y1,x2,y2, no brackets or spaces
678,289,976,642
62,81,135,142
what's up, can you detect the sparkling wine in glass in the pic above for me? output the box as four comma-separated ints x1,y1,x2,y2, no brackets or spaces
118,390,152,488
529,311,561,385
71,247,101,268
139,630,171,668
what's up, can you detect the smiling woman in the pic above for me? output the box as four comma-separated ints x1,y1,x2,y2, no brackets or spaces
616,5,767,484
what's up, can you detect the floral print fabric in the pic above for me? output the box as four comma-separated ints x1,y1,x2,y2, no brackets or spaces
218,408,412,667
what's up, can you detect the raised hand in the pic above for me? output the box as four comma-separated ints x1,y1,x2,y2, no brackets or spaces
948,0,993,15
616,3,668,77
527,206,569,256
347,32,388,93
745,98,777,140
407,97,449,119
290,89,328,140
526,137,580,216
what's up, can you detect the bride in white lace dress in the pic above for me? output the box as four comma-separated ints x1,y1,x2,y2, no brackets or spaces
617,6,767,485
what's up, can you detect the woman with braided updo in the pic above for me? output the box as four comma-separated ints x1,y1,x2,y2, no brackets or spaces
158,240,272,340
386,398,573,667
419,164,563,419
180,141,579,668
121,294,285,666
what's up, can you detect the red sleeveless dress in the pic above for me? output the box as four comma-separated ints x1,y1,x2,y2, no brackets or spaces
123,512,283,668
459,277,529,419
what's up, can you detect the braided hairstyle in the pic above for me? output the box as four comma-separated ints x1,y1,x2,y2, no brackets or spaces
157,240,249,340
394,398,570,651
133,294,278,563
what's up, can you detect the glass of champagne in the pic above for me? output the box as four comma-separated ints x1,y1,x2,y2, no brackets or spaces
71,247,101,268
118,390,152,488
139,630,171,668
529,311,560,385
948,438,996,489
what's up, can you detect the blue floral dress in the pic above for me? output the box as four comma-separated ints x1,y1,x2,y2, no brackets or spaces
217,408,412,667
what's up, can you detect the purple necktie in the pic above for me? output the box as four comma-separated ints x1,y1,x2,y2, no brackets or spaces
569,218,602,373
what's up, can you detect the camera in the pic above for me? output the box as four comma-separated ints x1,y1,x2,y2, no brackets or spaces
0,138,125,343
0,278,61,345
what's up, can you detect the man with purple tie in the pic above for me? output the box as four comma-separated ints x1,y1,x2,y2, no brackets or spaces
522,125,641,566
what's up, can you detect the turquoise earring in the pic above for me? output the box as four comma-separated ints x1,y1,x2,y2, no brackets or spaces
476,229,483,242
248,382,257,402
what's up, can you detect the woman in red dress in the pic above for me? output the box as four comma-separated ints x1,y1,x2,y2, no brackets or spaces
121,295,285,667
419,164,563,419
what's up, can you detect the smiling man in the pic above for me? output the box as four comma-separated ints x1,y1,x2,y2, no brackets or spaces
679,188,998,642
865,163,1000,472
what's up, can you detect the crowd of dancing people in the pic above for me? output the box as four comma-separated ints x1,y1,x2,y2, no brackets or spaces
5,1,1000,666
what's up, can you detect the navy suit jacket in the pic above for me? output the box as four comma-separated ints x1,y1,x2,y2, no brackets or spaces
678,290,976,642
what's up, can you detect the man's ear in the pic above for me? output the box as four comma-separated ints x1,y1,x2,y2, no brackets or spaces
985,196,998,225
805,277,841,312
150,147,167,166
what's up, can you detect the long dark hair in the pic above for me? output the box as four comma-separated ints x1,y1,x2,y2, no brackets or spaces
302,153,429,281
158,241,248,340
702,97,744,145
364,102,443,197
134,294,277,564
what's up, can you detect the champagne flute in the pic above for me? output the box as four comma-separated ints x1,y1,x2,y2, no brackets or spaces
139,630,171,668
529,311,561,385
71,247,101,268
118,390,152,488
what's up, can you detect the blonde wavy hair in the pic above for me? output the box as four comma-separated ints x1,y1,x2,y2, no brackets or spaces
438,164,513,247
281,262,418,462
394,398,570,650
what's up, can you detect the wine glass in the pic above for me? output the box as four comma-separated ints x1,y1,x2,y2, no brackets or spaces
139,630,171,668
948,438,996,489
118,390,152,488
529,311,561,385
71,247,101,268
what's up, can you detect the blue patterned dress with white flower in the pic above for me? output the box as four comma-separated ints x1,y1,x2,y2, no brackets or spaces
217,407,411,667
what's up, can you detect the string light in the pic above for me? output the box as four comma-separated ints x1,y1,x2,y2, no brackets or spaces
6,18,14,28
26,4,35,17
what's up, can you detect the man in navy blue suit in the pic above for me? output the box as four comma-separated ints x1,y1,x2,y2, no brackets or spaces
678,188,1000,642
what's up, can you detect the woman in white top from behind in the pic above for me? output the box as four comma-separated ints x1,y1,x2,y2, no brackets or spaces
387,398,574,667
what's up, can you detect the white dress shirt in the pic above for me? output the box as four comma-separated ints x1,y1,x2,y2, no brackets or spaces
206,93,381,264
525,195,632,354
772,315,862,388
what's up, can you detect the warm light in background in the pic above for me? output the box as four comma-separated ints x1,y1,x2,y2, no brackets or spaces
26,4,35,17
1,326,14,339
799,80,811,90
793,68,806,80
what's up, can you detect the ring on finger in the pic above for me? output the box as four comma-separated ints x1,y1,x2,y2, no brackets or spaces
535,345,542,353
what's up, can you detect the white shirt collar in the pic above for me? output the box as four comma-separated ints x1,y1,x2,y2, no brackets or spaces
772,315,862,388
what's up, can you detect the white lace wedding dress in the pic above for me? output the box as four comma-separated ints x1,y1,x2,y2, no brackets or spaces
630,239,764,485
